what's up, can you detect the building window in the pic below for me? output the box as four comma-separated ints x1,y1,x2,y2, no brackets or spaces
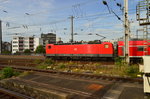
13,41,18,43
13,49,18,51
138,46,144,51
104,44,109,48
24,41,28,43
13,37,17,40
24,45,28,47
24,38,28,40
13,45,18,47
19,41,23,43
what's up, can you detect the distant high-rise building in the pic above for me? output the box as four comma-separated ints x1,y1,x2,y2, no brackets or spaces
41,33,56,47
2,42,11,52
12,36,43,54
56,37,63,44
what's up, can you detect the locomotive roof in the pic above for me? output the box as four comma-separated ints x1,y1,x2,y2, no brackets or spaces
54,42,102,45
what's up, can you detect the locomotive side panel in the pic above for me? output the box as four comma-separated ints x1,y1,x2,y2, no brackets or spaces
46,42,114,58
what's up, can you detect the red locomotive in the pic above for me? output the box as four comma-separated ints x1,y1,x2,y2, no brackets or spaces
45,39,150,60
46,42,114,59
118,40,150,57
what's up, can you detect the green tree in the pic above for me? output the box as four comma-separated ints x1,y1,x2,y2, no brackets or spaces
35,45,45,54
24,49,31,55
2,51,11,54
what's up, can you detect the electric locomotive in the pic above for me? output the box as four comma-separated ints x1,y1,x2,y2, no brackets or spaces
46,42,114,60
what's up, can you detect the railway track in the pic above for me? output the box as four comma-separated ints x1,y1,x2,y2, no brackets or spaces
0,55,144,99
0,55,114,67
0,87,33,99
0,55,141,84
0,65,143,84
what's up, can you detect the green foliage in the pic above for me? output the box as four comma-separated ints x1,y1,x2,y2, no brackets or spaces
19,71,33,77
115,57,124,66
36,59,54,69
93,63,101,68
14,51,21,55
34,59,42,64
1,67,20,79
58,64,66,69
35,45,45,54
125,65,139,77
66,61,77,66
43,59,54,65
2,51,11,54
2,67,14,78
24,49,31,55
36,64,48,69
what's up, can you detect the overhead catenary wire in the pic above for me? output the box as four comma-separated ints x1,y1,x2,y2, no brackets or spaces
1,0,138,43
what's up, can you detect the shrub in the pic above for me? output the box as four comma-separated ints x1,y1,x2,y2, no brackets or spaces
115,57,124,67
24,49,31,55
2,51,11,55
2,67,14,78
1,67,20,79
125,65,139,77
35,45,45,54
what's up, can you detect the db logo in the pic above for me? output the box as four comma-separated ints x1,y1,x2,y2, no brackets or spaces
74,48,77,51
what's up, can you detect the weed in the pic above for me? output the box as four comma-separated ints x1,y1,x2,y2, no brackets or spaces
125,65,139,77
34,59,42,64
115,57,124,67
1,67,20,79
93,63,101,69
58,64,66,69
36,64,48,69
43,59,54,65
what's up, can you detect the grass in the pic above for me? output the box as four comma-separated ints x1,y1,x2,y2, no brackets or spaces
19,71,33,77
36,64,48,69
0,67,21,79
35,58,55,69
35,58,141,78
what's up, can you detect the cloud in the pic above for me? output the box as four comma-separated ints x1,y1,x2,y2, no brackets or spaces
82,17,104,28
30,0,55,10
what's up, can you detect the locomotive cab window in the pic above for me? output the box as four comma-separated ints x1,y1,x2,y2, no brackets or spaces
104,44,109,48
48,46,51,49
138,46,144,51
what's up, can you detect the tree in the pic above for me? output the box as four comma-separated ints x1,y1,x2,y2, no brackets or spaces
24,49,31,55
2,51,11,54
35,45,45,54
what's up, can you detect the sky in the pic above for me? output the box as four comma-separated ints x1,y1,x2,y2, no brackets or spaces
0,0,143,42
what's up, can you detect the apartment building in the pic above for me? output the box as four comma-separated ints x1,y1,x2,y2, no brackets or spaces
41,33,56,47
2,42,11,52
12,36,43,53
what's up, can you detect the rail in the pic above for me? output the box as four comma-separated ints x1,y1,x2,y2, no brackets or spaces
0,87,34,99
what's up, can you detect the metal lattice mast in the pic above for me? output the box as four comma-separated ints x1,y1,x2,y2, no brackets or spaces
136,0,150,56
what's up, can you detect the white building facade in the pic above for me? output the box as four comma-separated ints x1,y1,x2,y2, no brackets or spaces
12,36,43,53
